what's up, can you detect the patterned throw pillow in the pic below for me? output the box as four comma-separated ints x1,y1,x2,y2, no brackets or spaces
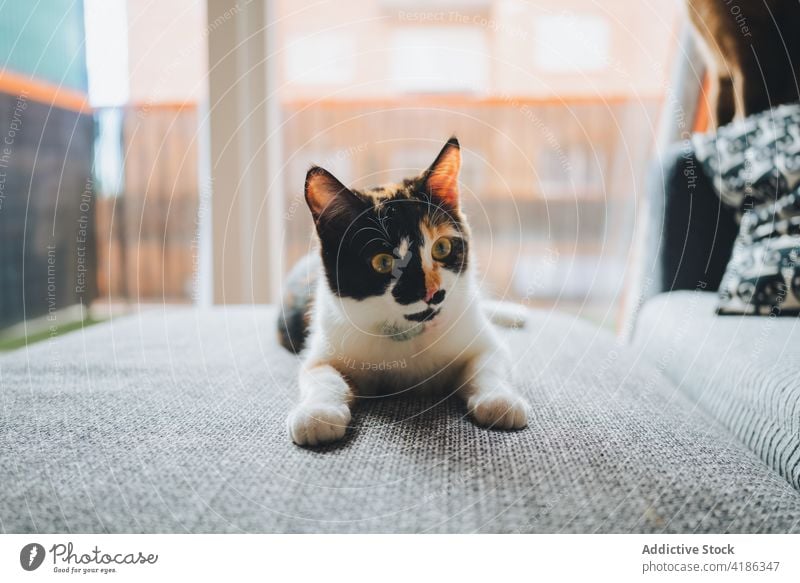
717,194,800,315
693,104,800,315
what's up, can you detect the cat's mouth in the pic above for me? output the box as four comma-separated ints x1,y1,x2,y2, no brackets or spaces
404,307,441,323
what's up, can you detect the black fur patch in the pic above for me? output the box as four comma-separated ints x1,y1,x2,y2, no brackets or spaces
277,254,319,353
314,179,469,303
404,307,440,322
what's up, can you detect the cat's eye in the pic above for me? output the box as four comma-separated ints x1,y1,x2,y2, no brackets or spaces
371,253,394,274
431,237,452,260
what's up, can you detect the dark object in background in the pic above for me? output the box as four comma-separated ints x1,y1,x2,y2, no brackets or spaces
643,143,739,300
687,0,800,127
0,94,95,329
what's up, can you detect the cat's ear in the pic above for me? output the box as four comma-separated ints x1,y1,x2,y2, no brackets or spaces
423,137,461,208
304,166,362,223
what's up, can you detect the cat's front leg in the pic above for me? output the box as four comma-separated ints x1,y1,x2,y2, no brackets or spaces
460,351,529,430
287,363,353,446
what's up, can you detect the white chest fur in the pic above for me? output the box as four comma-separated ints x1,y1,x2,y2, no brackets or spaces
304,274,500,396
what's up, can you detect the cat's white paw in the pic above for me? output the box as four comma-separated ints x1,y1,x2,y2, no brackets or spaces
287,403,351,446
468,392,528,430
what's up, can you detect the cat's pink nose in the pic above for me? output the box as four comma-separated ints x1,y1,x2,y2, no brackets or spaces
426,289,446,305
424,287,438,303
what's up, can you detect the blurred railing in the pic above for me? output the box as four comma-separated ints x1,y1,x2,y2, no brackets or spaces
93,95,661,313
94,104,199,303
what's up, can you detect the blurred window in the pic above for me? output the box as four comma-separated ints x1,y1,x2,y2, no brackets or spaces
390,27,488,93
534,14,610,73
286,33,358,85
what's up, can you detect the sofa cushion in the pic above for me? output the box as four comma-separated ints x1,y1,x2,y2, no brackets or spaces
634,291,800,489
1,306,799,533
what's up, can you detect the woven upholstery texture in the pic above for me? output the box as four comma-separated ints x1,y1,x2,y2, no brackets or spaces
634,291,800,491
2,306,799,533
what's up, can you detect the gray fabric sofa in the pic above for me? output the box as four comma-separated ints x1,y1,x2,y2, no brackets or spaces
2,303,799,533
635,143,800,493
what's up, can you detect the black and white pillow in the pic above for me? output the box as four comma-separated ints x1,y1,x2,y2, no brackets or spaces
717,193,800,315
693,104,800,315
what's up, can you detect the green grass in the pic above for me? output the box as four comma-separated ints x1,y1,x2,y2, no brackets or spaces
0,318,104,351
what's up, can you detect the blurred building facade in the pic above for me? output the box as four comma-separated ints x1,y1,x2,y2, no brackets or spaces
0,0,683,327
116,0,681,316
276,0,682,315
93,0,206,302
0,1,94,328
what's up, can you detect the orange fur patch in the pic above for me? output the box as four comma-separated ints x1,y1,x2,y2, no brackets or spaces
419,222,459,297
426,143,460,207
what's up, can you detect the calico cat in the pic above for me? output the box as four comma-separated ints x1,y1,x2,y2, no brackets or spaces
687,0,800,127
278,138,529,446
